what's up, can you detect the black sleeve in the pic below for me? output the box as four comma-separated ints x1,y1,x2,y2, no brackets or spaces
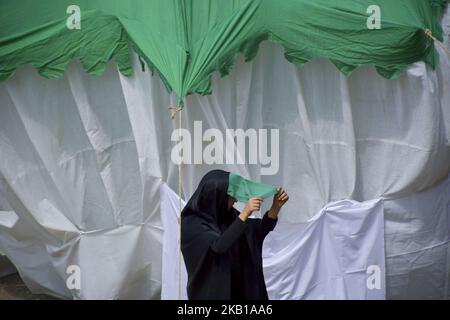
210,217,247,254
261,211,278,239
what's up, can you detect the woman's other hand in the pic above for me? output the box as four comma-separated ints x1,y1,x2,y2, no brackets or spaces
239,198,263,221
268,188,289,219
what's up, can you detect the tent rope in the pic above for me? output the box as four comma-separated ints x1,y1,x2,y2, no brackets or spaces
177,107,183,301
168,104,184,300
168,105,183,119
424,29,450,56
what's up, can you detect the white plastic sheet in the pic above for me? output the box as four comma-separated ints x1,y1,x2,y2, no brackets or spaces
263,199,385,300
0,65,165,299
160,182,188,300
384,175,450,299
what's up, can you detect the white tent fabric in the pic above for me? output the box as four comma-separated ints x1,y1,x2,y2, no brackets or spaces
160,182,188,300
0,8,449,299
263,199,385,300
384,175,450,299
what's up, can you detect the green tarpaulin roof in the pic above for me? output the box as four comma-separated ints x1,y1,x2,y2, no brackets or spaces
0,0,447,104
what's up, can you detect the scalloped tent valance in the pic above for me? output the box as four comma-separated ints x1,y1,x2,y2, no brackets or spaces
0,0,447,104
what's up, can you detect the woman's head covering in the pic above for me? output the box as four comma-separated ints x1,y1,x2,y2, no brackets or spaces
181,169,232,231
181,170,234,299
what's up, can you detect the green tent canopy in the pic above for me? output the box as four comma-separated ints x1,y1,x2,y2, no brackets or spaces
0,0,447,104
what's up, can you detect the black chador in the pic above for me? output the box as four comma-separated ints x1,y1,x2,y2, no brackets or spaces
181,170,277,300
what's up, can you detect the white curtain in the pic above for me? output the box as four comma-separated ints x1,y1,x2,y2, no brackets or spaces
384,174,450,299
264,199,386,300
0,8,449,299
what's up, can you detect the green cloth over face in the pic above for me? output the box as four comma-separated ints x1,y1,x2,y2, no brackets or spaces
0,0,448,103
227,173,277,203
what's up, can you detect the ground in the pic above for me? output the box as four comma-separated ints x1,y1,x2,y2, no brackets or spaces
0,273,57,300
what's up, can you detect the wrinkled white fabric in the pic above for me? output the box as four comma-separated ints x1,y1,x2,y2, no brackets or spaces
0,8,449,299
263,199,385,300
160,182,188,300
384,174,450,299
0,65,165,299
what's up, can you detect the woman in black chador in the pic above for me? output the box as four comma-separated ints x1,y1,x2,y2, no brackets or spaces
181,170,289,300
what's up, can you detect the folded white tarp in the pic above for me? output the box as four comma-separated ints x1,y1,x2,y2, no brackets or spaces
263,199,385,300
160,175,449,300
384,175,450,299
160,182,188,300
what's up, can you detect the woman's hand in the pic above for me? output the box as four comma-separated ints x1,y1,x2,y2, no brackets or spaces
239,198,263,221
268,187,289,219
